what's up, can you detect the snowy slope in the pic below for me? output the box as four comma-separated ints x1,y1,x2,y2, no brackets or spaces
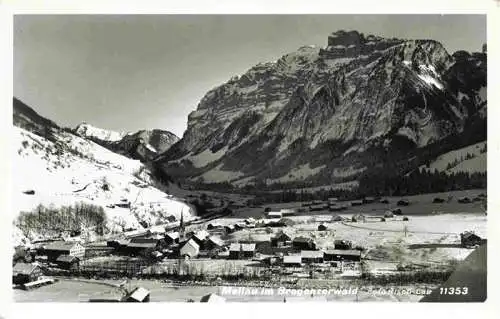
420,142,486,174
75,122,126,142
13,126,193,245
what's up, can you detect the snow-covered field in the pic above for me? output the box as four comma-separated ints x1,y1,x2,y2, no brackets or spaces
12,127,192,245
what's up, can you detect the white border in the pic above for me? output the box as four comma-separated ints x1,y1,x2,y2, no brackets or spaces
0,1,498,319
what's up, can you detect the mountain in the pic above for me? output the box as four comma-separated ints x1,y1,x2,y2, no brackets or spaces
158,30,486,188
12,98,192,245
74,123,179,163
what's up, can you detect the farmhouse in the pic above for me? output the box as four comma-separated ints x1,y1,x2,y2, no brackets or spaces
397,199,410,206
224,225,236,234
351,200,363,206
363,197,375,204
301,250,324,264
271,230,292,247
122,287,150,302
460,232,483,247
283,255,302,267
125,238,161,256
317,224,328,231
292,237,316,251
280,208,296,216
324,249,361,262
204,236,225,251
179,239,200,258
191,230,210,248
229,243,256,259
43,241,85,261
200,293,226,303
245,217,256,225
267,211,283,219
334,239,353,250
165,232,180,245
207,222,223,230
309,204,328,212
12,263,43,285
56,255,80,271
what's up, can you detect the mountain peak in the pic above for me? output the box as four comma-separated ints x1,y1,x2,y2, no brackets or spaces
75,122,127,142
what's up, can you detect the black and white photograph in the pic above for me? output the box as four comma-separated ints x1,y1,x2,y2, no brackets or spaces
9,13,488,304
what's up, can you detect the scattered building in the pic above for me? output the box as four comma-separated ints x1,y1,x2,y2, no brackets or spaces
43,241,85,261
379,198,390,204
460,231,483,248
363,197,375,204
191,230,210,248
331,214,343,222
224,225,236,234
309,204,328,212
207,222,223,230
334,239,353,250
12,263,43,285
292,237,316,251
125,238,162,256
283,255,302,267
271,230,292,247
433,197,446,203
179,239,200,258
165,232,180,246
458,197,472,204
384,211,394,218
328,197,339,203
122,287,150,302
55,255,80,271
351,200,363,206
397,199,410,206
204,236,225,251
392,208,403,215
317,224,328,231
301,250,324,264
324,249,361,262
200,293,226,303
229,243,256,259
280,208,296,216
267,211,283,219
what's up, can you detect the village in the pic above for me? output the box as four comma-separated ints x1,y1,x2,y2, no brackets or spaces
12,189,487,302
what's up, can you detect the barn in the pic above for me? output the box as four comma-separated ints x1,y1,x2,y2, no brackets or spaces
165,232,180,246
12,263,43,285
283,255,302,267
334,239,353,250
292,237,316,251
301,250,324,264
56,255,80,271
271,231,292,247
229,243,256,259
324,249,361,262
43,241,85,261
179,239,200,258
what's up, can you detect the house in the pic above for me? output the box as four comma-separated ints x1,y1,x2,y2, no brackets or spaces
433,197,446,203
224,225,236,234
234,223,246,231
328,197,339,203
191,230,210,248
245,217,256,225
283,255,302,267
56,255,80,271
460,232,483,247
125,238,161,256
12,263,43,285
271,231,292,247
229,243,256,259
379,198,390,204
309,204,328,212
301,250,324,264
204,236,225,251
317,224,328,231
363,197,375,204
458,197,472,204
280,208,296,216
43,241,85,261
165,215,177,222
324,249,361,262
122,287,150,302
149,225,166,235
207,222,223,230
392,208,403,215
397,199,410,206
334,239,353,250
200,293,226,303
384,211,394,218
179,239,200,258
267,211,283,219
292,237,316,251
165,232,180,246
351,200,363,206
331,214,343,222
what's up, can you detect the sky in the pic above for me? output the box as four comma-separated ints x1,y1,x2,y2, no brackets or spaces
14,15,486,137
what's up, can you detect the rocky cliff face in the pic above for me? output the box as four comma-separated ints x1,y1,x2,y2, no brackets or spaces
158,30,486,187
